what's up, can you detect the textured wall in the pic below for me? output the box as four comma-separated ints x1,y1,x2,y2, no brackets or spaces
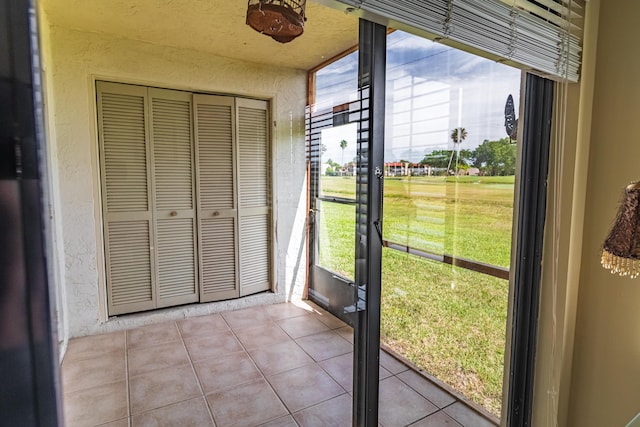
41,24,308,338
568,0,640,425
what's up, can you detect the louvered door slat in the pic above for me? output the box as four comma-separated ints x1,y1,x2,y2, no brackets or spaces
152,95,195,211
238,106,270,209
107,221,153,306
239,215,270,294
150,88,198,307
156,218,198,304
98,82,155,315
237,98,271,297
194,94,239,302
101,92,149,213
200,218,237,294
196,104,235,210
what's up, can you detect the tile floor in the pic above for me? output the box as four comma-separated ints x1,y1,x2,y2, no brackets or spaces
61,302,498,427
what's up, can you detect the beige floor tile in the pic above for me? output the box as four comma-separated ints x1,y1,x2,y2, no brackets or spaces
277,315,330,339
62,350,125,393
295,331,352,362
221,306,271,330
65,331,125,362
379,350,409,375
97,417,130,427
64,380,128,426
257,415,298,427
318,353,391,392
379,365,393,380
127,322,181,350
410,410,462,426
318,353,354,392
194,351,262,394
397,370,456,408
184,330,243,362
268,364,344,413
60,304,485,426
128,340,190,376
378,376,438,427
310,310,348,330
249,340,314,377
131,396,214,427
206,379,288,427
234,322,291,350
443,402,497,427
129,364,201,414
293,393,352,427
263,303,311,320
334,326,354,344
177,313,229,338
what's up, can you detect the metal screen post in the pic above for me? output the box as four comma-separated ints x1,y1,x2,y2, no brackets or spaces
507,73,554,427
353,19,386,427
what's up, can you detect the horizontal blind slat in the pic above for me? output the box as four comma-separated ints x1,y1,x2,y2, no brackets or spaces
340,0,583,81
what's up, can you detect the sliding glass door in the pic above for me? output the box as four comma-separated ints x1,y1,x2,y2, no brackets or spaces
308,16,555,426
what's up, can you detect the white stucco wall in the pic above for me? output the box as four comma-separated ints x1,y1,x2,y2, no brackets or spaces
40,23,309,339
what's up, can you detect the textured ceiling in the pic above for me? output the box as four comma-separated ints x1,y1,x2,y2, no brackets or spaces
41,0,359,71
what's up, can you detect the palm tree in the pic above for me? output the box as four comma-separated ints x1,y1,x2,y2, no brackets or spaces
447,127,467,175
339,139,347,174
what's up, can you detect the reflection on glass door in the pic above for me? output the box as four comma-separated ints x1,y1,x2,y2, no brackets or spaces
381,29,521,418
307,22,386,425
316,124,357,281
307,48,360,322
307,17,529,423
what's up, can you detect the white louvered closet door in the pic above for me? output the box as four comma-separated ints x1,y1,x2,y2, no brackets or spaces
97,82,156,315
194,95,240,302
149,88,199,307
237,98,271,296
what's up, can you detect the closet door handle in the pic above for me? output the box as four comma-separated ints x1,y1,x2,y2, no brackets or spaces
170,211,178,217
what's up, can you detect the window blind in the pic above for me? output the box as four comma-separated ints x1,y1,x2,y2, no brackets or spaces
334,0,584,82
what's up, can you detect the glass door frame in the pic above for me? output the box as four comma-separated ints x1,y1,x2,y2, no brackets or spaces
307,19,387,427
352,19,386,427
307,18,555,427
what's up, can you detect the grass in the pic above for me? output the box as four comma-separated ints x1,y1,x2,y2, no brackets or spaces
320,175,515,267
317,175,514,416
381,250,507,415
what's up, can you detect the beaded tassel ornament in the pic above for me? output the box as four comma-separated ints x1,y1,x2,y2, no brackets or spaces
601,182,640,278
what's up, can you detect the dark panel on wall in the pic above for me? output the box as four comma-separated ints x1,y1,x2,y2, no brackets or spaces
0,0,59,425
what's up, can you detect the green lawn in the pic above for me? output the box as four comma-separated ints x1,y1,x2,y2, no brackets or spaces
317,175,514,416
320,175,515,267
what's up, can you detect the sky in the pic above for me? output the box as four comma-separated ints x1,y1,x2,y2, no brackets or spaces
315,30,522,164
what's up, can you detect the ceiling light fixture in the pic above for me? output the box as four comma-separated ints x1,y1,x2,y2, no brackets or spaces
246,0,307,43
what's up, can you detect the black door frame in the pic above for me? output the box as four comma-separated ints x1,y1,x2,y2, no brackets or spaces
506,73,554,427
0,0,60,425
305,18,387,427
352,19,386,427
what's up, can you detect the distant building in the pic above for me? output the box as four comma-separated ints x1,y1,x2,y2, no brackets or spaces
466,167,480,176
385,161,425,176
